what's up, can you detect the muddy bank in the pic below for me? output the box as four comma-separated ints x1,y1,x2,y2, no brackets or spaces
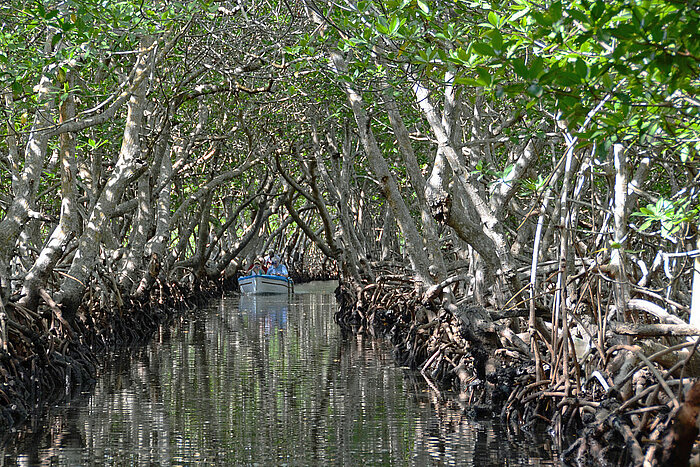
0,278,222,441
334,278,700,466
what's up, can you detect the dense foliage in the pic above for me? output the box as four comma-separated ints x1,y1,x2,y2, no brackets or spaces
1,0,700,463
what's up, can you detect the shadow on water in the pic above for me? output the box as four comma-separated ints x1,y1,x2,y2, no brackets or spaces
1,281,558,465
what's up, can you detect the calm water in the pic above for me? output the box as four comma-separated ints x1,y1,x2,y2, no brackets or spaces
1,281,558,466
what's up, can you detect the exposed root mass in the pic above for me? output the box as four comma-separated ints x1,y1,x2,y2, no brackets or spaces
0,278,220,440
335,277,700,466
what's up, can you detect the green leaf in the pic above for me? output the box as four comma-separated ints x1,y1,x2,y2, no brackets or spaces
503,83,526,95
638,219,653,231
416,0,429,14
591,1,605,21
389,17,401,35
487,29,503,53
454,77,481,86
472,42,496,56
51,32,63,47
476,67,493,86
680,145,690,163
531,11,553,27
488,11,500,28
551,2,563,21
457,47,469,63
661,220,679,241
512,58,529,79
566,8,589,24
509,8,529,23
553,71,580,87
656,198,669,213
529,57,544,79
61,20,75,32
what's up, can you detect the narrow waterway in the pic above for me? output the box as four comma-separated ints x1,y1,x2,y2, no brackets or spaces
2,281,558,465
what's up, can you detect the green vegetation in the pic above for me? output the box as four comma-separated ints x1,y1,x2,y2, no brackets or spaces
1,0,699,463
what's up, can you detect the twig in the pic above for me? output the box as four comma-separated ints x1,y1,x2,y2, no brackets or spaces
623,344,680,410
609,415,645,465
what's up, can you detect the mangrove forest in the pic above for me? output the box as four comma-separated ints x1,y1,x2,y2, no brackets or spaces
1,0,699,464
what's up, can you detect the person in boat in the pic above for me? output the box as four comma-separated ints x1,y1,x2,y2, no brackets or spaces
267,255,288,276
247,257,266,275
276,257,288,276
264,250,274,269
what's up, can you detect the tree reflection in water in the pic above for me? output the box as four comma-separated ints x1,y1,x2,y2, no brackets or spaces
2,282,558,465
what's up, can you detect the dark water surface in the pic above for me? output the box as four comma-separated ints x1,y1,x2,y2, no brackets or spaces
2,281,558,465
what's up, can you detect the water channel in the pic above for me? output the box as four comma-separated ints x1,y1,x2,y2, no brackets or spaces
2,281,559,465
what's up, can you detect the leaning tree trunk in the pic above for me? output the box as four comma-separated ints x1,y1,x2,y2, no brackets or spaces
133,123,173,296
117,108,174,293
382,82,446,282
19,67,79,311
411,76,521,299
314,121,373,280
330,51,435,290
0,66,54,302
118,171,155,292
277,137,364,283
57,38,155,320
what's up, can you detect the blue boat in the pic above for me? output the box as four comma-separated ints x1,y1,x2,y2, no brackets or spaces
238,274,293,294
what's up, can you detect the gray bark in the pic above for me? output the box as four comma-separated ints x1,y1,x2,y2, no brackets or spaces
134,140,172,297
330,51,434,289
118,172,154,291
382,83,446,281
0,69,54,301
58,38,155,318
19,69,79,310
610,143,630,319
491,137,539,219
412,78,521,296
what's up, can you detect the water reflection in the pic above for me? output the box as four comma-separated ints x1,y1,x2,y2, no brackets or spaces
1,282,558,465
238,294,289,331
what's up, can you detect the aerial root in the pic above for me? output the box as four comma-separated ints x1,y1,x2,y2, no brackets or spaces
335,276,700,465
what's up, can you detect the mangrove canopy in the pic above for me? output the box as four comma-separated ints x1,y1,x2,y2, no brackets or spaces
1,0,699,464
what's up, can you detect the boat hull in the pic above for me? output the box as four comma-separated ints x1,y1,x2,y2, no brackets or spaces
238,274,292,294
